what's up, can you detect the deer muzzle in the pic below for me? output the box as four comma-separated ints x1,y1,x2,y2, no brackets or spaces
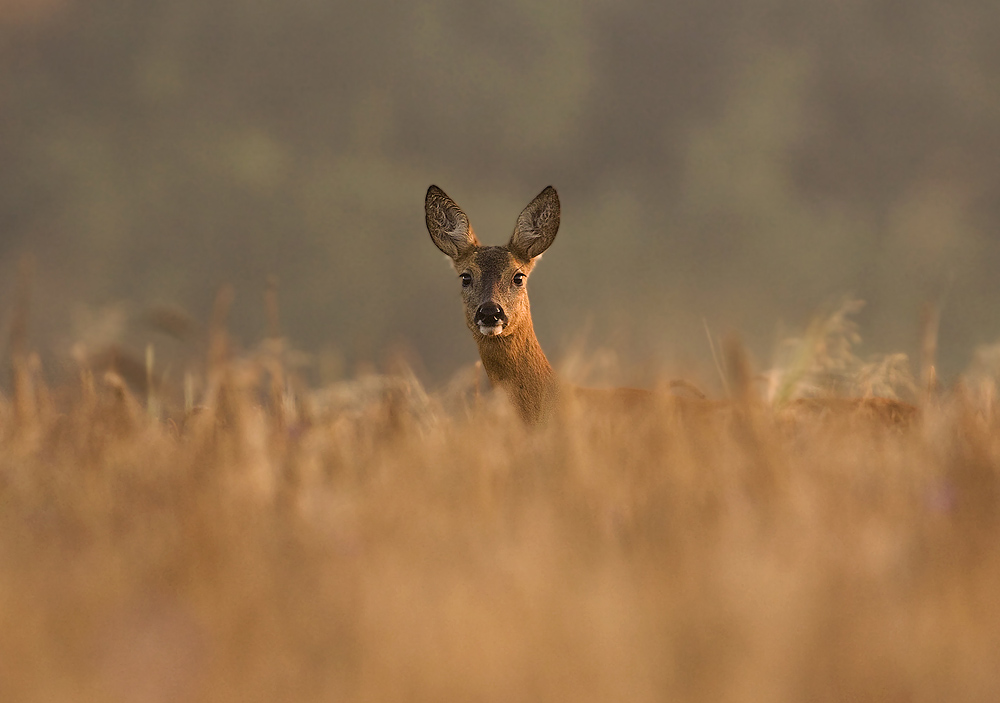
474,302,507,336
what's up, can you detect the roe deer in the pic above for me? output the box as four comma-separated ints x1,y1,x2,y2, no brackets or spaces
426,185,561,424
425,185,918,428
426,185,664,424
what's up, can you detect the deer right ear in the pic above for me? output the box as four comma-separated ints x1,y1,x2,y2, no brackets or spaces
426,186,479,260
509,186,560,262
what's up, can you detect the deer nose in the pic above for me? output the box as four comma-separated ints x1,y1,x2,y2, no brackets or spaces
474,302,507,325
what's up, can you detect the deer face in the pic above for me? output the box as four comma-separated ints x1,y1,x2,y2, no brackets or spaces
426,185,560,341
455,246,529,338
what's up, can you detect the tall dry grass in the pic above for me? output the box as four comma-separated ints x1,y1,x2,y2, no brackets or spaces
1,297,999,702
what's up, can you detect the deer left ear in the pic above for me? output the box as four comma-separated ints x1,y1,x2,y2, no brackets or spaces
426,185,480,260
509,186,560,261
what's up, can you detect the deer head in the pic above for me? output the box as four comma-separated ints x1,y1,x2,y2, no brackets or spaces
425,185,560,340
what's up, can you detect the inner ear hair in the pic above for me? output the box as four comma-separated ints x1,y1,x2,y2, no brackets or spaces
426,185,479,259
509,186,560,261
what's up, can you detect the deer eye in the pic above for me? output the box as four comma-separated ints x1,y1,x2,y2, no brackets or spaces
512,273,526,287
460,272,472,287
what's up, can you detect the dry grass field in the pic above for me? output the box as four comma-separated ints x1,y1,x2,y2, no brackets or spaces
2,298,999,702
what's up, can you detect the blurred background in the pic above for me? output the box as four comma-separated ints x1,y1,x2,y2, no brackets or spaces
1,0,998,389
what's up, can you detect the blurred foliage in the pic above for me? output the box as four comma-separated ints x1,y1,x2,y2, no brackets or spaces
1,0,1000,384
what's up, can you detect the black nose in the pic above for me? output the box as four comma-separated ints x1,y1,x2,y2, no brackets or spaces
474,302,507,325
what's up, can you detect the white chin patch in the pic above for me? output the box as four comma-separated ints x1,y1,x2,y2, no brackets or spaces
479,324,504,337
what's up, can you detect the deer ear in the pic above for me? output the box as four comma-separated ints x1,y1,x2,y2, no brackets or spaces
426,186,479,260
509,186,560,261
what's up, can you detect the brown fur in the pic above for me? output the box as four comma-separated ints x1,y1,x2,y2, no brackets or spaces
426,185,562,424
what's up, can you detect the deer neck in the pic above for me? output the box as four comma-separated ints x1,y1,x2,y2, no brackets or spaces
475,321,557,424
